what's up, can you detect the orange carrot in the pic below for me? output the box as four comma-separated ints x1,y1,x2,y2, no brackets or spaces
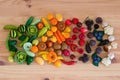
56,30,65,42
54,32,62,44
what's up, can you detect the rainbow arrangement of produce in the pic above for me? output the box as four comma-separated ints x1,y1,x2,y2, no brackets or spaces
3,13,118,67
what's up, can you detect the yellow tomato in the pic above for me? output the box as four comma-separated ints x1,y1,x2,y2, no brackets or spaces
54,60,62,67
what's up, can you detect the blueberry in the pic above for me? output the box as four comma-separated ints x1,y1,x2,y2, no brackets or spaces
96,47,102,54
96,57,101,62
94,32,98,37
94,24,99,29
98,31,104,36
93,61,99,66
89,40,96,46
93,57,97,61
96,36,102,41
94,60,98,64
96,17,103,24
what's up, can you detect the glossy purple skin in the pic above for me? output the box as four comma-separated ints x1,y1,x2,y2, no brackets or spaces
95,17,103,24
96,47,102,54
89,40,96,46
62,49,70,56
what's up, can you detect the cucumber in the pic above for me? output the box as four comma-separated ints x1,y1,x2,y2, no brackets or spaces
25,16,34,27
3,25,18,30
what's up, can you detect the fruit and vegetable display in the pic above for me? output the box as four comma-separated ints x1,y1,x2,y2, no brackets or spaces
4,13,118,67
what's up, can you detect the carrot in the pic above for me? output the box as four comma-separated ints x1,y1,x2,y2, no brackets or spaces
56,30,65,42
50,18,58,25
54,32,62,44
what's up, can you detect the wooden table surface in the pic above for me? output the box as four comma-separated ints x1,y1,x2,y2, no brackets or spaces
0,0,120,80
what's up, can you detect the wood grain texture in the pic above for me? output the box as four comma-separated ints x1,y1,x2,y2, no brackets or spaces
0,0,120,80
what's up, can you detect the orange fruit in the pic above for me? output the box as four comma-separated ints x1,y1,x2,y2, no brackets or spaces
31,46,38,53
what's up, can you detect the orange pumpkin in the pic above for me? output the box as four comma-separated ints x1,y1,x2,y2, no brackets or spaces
47,52,57,63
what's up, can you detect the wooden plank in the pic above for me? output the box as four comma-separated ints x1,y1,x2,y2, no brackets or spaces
0,0,120,80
